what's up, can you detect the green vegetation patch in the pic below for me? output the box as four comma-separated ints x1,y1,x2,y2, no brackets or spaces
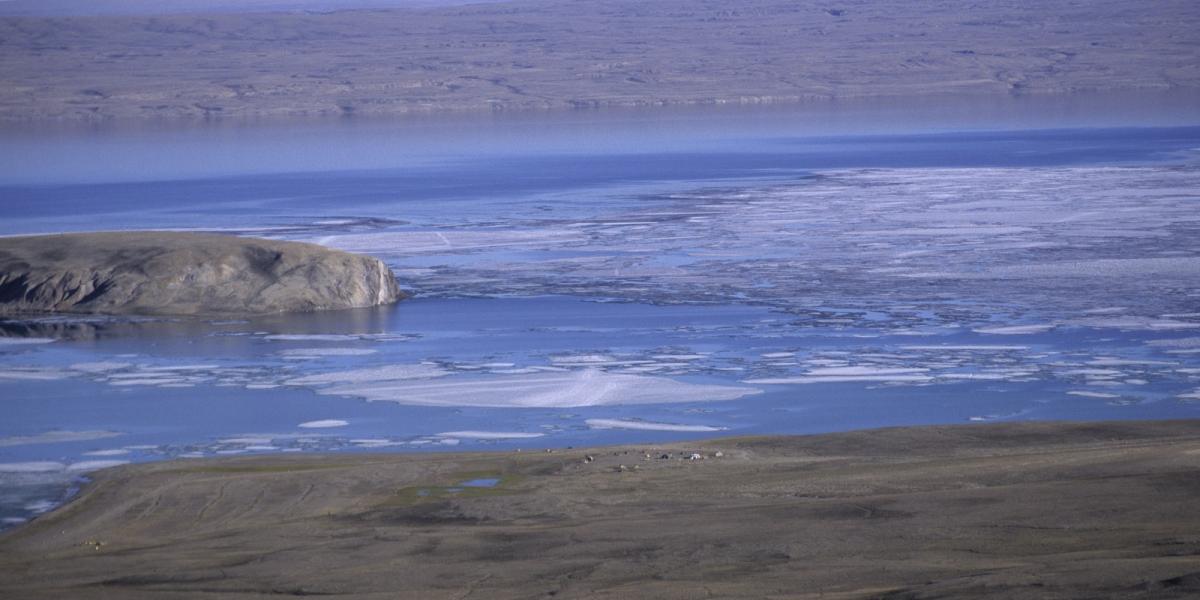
381,472,526,507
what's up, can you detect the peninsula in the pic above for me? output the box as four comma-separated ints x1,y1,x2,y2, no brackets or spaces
0,232,403,316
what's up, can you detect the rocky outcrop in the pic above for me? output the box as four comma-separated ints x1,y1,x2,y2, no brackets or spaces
0,232,403,316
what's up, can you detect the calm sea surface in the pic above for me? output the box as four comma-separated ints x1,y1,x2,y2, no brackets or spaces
2,92,1200,527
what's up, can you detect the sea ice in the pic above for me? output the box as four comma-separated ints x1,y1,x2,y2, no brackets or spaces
1073,317,1200,331
746,363,935,385
0,462,65,473
286,363,449,386
940,372,1028,381
0,368,72,381
550,354,624,365
804,367,930,377
23,500,57,514
108,378,183,386
1067,390,1121,399
351,439,406,448
746,374,934,384
279,348,378,358
263,334,368,342
973,324,1055,335
69,362,133,373
585,418,724,432
218,437,275,445
317,368,759,408
435,431,544,440
141,365,220,371
66,460,128,471
1148,337,1200,347
984,257,1200,279
1088,357,1175,366
1060,368,1125,377
298,419,349,429
0,337,56,345
317,229,585,256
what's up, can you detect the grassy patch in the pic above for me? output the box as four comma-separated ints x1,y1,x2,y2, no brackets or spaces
380,471,526,507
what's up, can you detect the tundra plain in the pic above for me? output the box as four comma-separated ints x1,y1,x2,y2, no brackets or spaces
1,0,1198,122
2,421,1200,598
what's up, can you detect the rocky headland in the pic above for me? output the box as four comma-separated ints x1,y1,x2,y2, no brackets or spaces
0,232,403,316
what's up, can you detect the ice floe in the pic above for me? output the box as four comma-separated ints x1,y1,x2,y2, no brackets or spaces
23,500,57,514
585,418,725,432
804,367,930,377
1148,337,1200,348
0,337,56,346
1071,317,1200,331
316,368,760,408
285,364,449,386
1067,390,1121,399
746,365,932,385
318,229,586,256
0,368,72,380
218,437,276,445
435,431,544,440
66,460,129,471
983,257,1200,280
973,324,1055,335
298,419,349,429
0,460,127,473
747,374,934,384
350,439,407,448
900,345,1028,351
0,462,66,473
279,348,379,359
1088,357,1176,366
263,334,369,342
69,362,133,373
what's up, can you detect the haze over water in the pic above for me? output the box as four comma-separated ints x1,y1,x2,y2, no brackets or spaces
2,91,1200,527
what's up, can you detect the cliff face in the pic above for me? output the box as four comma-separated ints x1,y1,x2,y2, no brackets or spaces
0,232,403,316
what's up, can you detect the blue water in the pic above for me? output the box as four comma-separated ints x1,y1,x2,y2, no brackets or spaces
2,97,1200,528
3,126,1199,235
460,478,500,488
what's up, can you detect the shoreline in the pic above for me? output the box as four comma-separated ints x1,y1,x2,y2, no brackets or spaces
2,87,1198,131
3,92,1196,188
4,418,1199,598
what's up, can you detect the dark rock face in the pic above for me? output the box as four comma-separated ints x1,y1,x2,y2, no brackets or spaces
0,232,403,316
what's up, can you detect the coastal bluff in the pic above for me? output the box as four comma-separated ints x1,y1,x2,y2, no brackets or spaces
0,232,403,316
